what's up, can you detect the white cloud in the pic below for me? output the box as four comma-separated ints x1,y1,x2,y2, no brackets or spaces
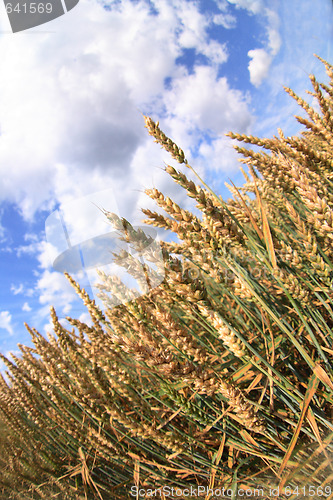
162,65,252,161
78,312,93,326
246,3,281,87
15,233,41,257
165,65,251,131
36,269,78,310
10,283,24,295
0,311,14,336
22,302,32,312
265,7,281,56
226,0,263,15
248,48,272,87
197,135,243,174
226,1,281,87
0,223,5,242
11,283,35,298
173,1,229,65
0,245,14,253
213,13,236,29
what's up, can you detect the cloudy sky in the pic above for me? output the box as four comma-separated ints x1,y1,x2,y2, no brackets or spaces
0,0,332,363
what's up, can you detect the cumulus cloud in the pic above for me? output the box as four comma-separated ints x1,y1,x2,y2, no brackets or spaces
248,48,272,87
246,5,281,87
36,269,78,313
247,3,281,87
22,302,32,312
165,65,252,133
174,1,229,65
160,65,252,174
248,4,281,87
226,1,281,87
0,311,14,336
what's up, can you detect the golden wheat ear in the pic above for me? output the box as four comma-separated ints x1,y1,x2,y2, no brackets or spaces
143,115,187,163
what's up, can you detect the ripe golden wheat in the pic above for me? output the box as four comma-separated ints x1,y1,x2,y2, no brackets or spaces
0,56,333,499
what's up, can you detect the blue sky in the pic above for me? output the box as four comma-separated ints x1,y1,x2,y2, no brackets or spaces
0,0,332,365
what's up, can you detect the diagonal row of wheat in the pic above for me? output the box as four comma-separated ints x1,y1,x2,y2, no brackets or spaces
0,55,333,499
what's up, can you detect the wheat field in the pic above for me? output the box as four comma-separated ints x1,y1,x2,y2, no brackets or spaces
0,55,333,499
